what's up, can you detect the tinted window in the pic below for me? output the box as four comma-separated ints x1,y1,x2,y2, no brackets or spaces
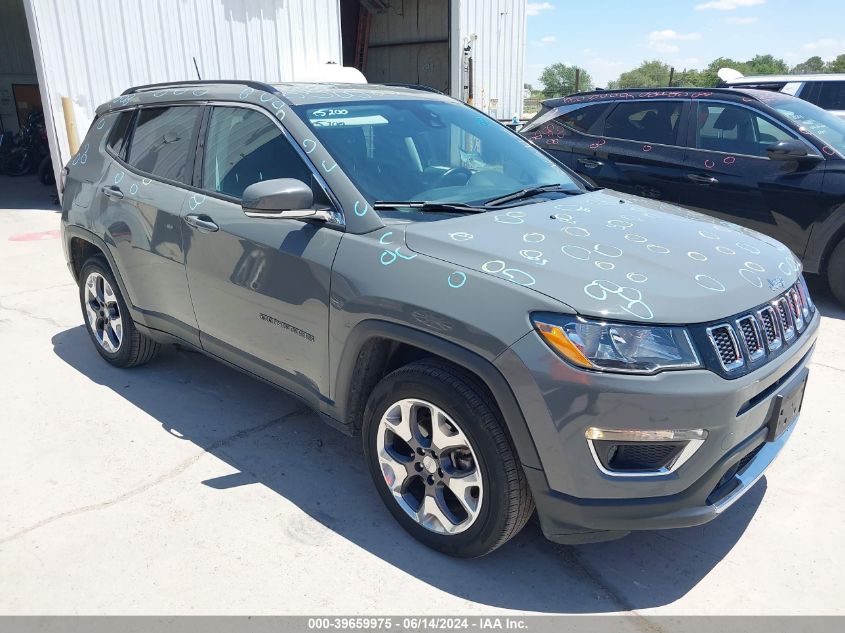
768,94,845,156
604,101,682,145
555,104,610,134
127,106,200,184
816,82,845,110
202,107,312,199
107,111,133,158
693,102,794,157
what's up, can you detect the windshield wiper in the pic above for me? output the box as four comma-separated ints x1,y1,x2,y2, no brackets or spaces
373,201,488,214
484,183,580,206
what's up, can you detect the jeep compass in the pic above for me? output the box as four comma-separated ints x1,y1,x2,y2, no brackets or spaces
61,81,819,557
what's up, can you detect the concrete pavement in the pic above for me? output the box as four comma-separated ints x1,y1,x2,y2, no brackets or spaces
0,174,842,615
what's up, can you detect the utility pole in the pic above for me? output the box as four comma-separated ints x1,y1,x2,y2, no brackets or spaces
668,66,675,86
574,68,580,94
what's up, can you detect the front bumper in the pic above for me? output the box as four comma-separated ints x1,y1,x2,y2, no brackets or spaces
496,310,819,544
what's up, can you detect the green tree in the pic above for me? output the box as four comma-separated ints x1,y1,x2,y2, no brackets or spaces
745,54,789,75
607,60,672,89
697,57,749,87
538,63,594,97
792,56,827,74
827,54,845,73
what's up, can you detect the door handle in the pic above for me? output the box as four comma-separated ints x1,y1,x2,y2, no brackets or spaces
687,174,719,185
101,185,124,200
577,158,603,169
184,213,219,233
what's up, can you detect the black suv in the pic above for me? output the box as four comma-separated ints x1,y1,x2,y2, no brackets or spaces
521,88,845,302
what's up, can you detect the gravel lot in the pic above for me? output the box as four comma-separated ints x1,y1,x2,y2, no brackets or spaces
1,174,843,616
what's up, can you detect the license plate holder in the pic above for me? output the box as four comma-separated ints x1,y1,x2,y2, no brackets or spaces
766,368,808,442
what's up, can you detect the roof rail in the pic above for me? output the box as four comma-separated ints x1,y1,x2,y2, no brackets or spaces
382,82,445,95
121,79,275,96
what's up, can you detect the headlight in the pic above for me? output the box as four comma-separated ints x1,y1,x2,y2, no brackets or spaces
532,313,701,374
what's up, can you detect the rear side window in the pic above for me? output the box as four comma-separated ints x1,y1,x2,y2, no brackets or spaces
107,111,133,158
554,104,610,134
604,101,683,146
202,106,312,199
816,82,845,110
127,106,201,184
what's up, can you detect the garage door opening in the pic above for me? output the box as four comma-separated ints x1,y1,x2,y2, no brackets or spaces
340,0,452,94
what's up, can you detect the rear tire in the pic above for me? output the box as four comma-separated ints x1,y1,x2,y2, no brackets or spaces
828,239,845,306
362,359,534,558
78,257,160,367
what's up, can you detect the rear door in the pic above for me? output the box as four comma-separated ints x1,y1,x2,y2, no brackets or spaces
678,100,825,257
182,104,342,402
579,99,689,203
525,103,612,172
94,105,202,345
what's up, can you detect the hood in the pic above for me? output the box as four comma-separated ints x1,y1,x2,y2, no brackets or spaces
403,191,801,324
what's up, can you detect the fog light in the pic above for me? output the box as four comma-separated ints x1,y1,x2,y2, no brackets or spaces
585,428,707,476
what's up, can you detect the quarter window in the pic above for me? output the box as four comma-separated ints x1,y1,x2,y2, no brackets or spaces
604,101,683,145
202,106,312,199
107,111,133,158
127,106,201,184
693,102,795,157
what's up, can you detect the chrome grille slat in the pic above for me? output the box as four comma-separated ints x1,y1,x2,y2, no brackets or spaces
736,315,765,362
776,297,796,342
757,306,783,352
707,324,744,371
788,288,805,331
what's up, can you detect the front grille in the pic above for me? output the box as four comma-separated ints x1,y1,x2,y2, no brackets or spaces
707,324,744,371
698,281,814,377
737,443,764,472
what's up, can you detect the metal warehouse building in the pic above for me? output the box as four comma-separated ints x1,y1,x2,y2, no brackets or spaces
0,0,526,185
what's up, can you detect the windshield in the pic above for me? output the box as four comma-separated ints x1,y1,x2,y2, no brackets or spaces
766,94,845,157
293,99,582,208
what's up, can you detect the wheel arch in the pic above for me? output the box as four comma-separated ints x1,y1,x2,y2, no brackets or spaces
331,320,542,470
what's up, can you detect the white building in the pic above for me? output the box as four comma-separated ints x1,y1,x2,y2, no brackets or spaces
0,0,526,184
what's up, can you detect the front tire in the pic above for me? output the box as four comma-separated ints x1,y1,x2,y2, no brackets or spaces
828,238,845,306
79,257,160,367
362,360,534,557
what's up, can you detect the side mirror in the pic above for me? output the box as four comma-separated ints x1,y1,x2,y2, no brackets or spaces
241,178,333,221
766,139,820,162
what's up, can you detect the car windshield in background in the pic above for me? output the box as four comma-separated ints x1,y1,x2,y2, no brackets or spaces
293,100,583,210
767,95,845,157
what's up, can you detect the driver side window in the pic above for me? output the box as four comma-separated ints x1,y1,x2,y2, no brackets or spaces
202,106,312,199
694,102,796,158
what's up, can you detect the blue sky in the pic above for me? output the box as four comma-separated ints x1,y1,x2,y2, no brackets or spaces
525,0,845,89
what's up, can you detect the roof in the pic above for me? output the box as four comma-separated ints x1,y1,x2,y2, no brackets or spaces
97,80,448,115
724,73,845,84
541,87,773,108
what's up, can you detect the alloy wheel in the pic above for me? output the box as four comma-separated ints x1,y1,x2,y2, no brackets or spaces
84,271,123,353
376,398,483,534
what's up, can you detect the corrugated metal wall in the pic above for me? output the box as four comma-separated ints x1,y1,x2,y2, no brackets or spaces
24,0,342,176
458,0,525,120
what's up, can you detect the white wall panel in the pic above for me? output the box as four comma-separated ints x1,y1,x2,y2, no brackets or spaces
458,0,525,120
24,0,342,175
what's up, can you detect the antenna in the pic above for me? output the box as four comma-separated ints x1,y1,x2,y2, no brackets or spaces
193,57,202,80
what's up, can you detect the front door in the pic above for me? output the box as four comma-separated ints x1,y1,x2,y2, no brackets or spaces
679,101,826,256
182,105,342,402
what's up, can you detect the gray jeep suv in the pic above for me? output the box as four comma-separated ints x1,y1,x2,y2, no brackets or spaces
61,80,819,558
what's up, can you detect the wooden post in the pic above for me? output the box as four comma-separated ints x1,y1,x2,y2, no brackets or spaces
574,68,580,94
61,96,79,155
668,67,675,87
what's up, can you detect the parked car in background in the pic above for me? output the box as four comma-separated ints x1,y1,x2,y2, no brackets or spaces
521,87,845,303
62,80,818,557
719,70,845,120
